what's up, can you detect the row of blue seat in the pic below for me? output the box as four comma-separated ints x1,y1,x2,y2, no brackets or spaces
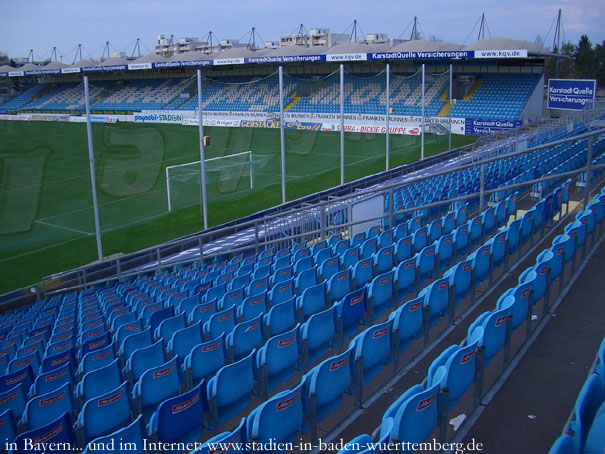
335,182,605,453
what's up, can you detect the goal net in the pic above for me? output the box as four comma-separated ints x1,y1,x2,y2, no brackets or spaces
166,151,254,211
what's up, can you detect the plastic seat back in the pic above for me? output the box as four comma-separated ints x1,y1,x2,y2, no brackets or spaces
299,306,336,367
125,339,165,383
350,319,392,386
247,379,305,446
296,282,327,321
133,356,181,422
391,381,440,444
204,307,236,340
227,314,263,362
367,271,394,322
77,358,122,403
328,269,352,304
149,380,205,445
13,412,75,454
388,296,423,354
336,288,366,343
77,381,132,443
207,350,255,427
23,382,75,431
184,334,225,388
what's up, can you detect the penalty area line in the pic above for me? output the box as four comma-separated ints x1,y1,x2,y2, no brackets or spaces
34,220,93,236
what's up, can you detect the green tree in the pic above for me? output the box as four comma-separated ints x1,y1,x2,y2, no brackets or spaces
595,41,605,87
574,35,597,79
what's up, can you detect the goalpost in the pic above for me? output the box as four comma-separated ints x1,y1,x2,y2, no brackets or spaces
165,150,254,212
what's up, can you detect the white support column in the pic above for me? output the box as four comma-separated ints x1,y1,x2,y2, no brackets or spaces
197,70,208,230
84,76,103,262
340,64,345,185
279,66,286,204
386,63,390,171
421,63,425,160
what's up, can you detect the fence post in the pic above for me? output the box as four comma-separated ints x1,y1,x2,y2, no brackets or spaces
479,163,486,213
584,135,593,209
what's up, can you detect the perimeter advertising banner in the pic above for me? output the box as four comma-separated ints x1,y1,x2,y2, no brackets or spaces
547,79,596,111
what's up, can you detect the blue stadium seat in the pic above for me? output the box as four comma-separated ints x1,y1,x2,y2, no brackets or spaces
388,296,423,360
154,312,186,345
204,307,236,340
76,381,133,443
12,412,76,454
349,320,393,404
389,380,441,445
31,362,75,397
206,349,256,428
467,307,510,367
0,384,27,424
125,339,166,384
299,306,336,369
327,269,352,304
352,258,374,289
21,382,75,431
83,415,146,454
256,326,300,398
296,282,327,322
335,288,366,344
419,277,450,329
184,334,225,389
192,417,245,454
427,336,479,410
238,294,267,322
303,348,352,439
570,374,604,454
149,379,206,447
133,356,182,423
366,270,395,322
166,321,204,362
76,358,122,405
263,297,296,337
245,378,305,448
226,314,263,362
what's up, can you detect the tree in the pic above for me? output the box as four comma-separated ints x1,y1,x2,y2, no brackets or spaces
595,41,605,87
535,35,545,49
574,35,597,79
0,52,8,64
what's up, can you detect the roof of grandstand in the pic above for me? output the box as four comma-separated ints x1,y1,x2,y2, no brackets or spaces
465,36,551,54
133,53,169,64
392,39,463,52
0,35,552,75
43,61,67,70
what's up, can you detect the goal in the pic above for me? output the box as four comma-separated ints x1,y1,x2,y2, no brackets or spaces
165,151,254,211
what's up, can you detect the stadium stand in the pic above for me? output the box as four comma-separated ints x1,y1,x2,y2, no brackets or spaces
0,113,601,453
1,72,539,121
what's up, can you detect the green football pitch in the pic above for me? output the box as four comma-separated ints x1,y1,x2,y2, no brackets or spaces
0,120,476,295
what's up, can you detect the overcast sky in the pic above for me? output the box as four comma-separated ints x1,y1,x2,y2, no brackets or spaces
1,0,604,61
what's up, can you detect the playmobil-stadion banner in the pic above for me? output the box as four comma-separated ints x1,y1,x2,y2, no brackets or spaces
0,50,529,77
